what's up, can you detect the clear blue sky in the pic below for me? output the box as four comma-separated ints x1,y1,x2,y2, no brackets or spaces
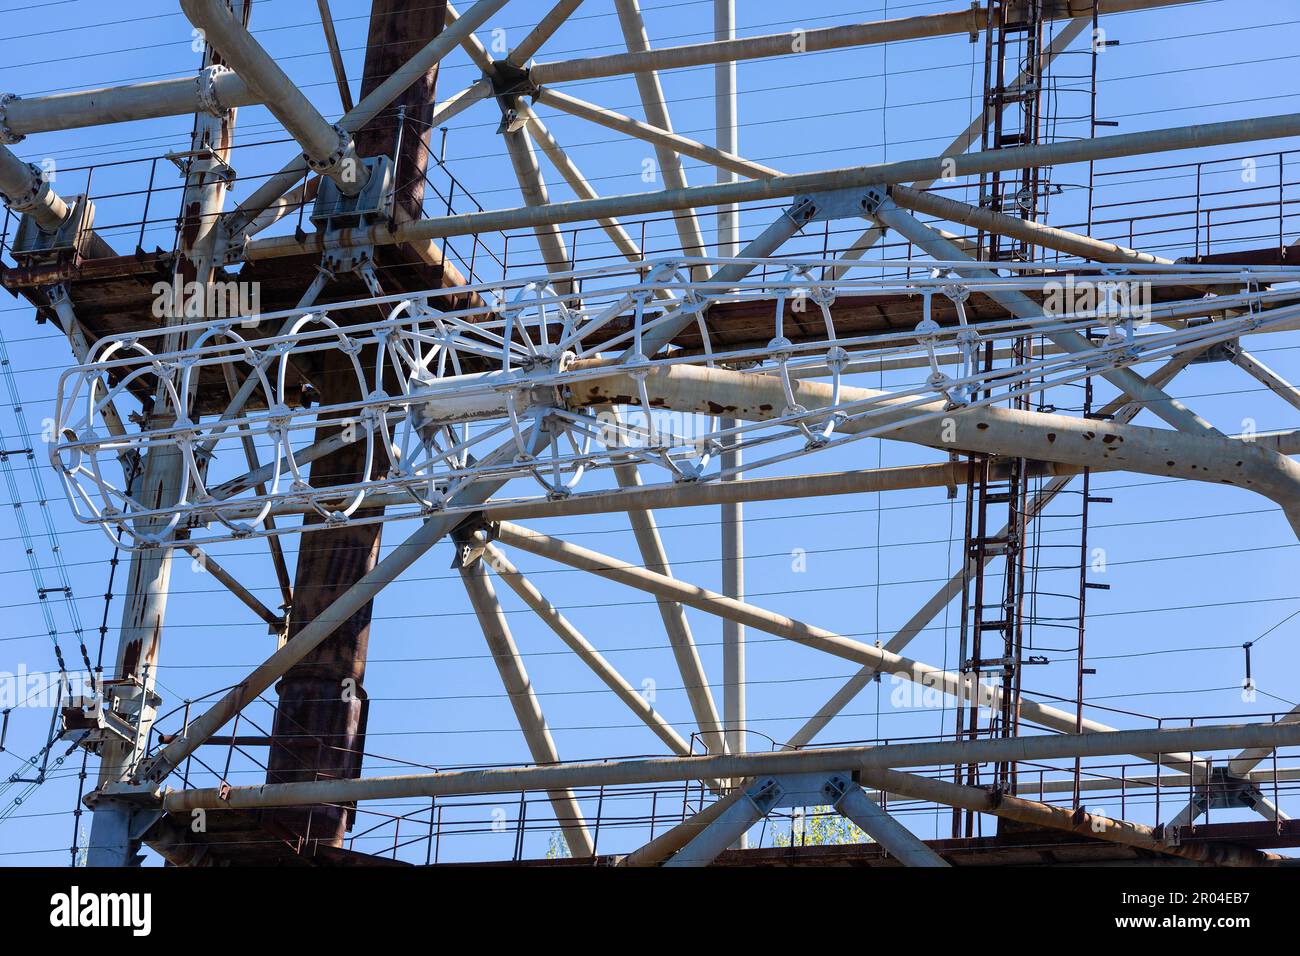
2,0,1300,864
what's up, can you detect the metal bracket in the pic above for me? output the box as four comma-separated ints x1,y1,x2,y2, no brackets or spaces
1185,323,1239,364
494,78,536,137
164,146,236,190
11,193,96,263
86,779,164,809
862,185,890,217
450,518,498,569
60,677,161,756
794,186,889,224
60,695,136,754
1189,766,1276,817
492,62,539,102
312,154,395,272
821,772,853,807
743,776,787,815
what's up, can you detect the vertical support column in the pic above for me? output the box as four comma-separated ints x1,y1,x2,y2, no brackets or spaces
714,0,746,852
351,0,449,221
713,0,739,260
87,0,249,866
264,0,450,848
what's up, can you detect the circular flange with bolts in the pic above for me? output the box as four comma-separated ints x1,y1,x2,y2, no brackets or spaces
194,65,232,117
5,162,48,211
0,93,23,145
305,124,353,177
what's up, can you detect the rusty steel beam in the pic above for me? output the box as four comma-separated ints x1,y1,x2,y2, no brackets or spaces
262,0,452,850
859,766,1280,868
570,361,1300,538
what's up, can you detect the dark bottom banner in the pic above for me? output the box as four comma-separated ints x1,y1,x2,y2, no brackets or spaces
0,863,1285,940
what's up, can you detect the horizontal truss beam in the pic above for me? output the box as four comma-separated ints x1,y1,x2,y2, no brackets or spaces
528,0,1191,85
159,721,1300,811
238,112,1300,260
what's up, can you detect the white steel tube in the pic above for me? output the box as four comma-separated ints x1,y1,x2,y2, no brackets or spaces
460,558,595,857
180,0,368,193
530,0,1194,85
241,111,1300,260
571,361,1300,537
483,544,693,756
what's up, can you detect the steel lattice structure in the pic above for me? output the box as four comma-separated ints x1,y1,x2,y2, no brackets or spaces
3,0,1300,867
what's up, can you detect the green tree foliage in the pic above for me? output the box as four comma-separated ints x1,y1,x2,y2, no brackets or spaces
545,830,571,859
773,806,871,847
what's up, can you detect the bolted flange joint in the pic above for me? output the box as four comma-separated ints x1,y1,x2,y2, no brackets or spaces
0,161,49,213
304,124,353,177
195,65,233,117
0,92,23,145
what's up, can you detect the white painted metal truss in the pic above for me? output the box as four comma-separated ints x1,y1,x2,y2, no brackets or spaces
50,256,1300,549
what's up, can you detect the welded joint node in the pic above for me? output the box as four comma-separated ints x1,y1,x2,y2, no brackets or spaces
790,186,891,228
862,185,890,217
820,772,854,808
743,776,786,816
492,61,538,100
493,65,539,136
1185,766,1277,820
46,281,72,309
784,195,819,229
0,92,22,145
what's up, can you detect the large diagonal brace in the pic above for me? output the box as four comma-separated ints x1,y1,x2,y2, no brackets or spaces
483,543,692,756
141,433,537,782
460,555,594,857
613,462,725,754
823,773,949,867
